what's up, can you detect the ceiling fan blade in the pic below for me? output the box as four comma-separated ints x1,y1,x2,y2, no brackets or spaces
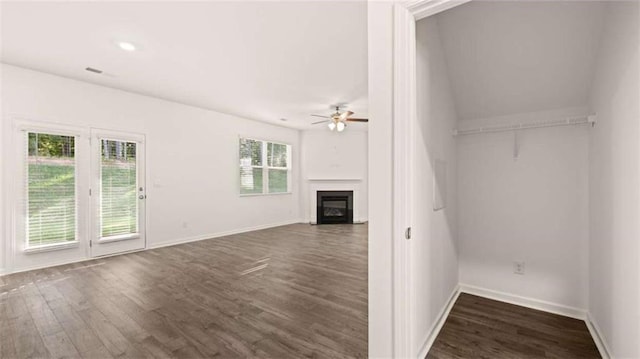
346,118,369,122
311,114,330,118
311,120,328,125
340,110,354,120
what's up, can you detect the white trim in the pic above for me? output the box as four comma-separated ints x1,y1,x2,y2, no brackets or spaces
407,0,471,21
307,178,363,182
91,128,145,143
391,1,470,356
23,241,80,254
459,284,586,320
238,137,293,196
8,119,90,273
585,312,612,359
97,233,140,244
13,119,89,138
417,286,461,358
1,253,98,276
90,128,147,258
146,219,303,250
239,192,293,197
393,2,416,356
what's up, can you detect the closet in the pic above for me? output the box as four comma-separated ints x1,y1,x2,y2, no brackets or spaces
411,1,639,358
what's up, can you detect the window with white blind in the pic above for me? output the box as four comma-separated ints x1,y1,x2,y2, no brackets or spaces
100,139,138,238
26,132,77,248
239,138,291,195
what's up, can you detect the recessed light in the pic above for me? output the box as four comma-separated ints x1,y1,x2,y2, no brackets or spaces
280,118,288,122
118,41,136,51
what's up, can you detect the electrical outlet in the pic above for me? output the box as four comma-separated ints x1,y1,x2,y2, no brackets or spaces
514,261,525,275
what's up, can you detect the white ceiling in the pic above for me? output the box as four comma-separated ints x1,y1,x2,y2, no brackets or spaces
1,1,368,129
435,1,606,121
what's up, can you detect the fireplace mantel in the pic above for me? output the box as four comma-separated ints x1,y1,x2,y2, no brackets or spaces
308,180,364,224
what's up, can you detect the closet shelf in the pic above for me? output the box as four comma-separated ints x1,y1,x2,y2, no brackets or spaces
453,115,596,137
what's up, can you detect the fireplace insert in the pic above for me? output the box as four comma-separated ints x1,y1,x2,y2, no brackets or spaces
317,190,353,224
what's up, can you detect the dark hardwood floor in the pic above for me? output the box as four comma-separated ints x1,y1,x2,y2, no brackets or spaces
427,293,600,359
0,223,368,358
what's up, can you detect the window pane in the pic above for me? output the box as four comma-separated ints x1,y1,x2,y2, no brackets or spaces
240,167,263,194
268,169,288,193
101,140,138,238
267,142,287,168
27,132,76,247
239,138,262,166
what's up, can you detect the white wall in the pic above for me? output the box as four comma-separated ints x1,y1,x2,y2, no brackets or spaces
0,64,4,273
367,1,394,357
588,2,640,357
300,130,368,223
457,107,590,311
413,17,459,355
1,64,302,273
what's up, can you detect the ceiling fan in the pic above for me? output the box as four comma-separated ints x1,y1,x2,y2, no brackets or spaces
311,105,368,132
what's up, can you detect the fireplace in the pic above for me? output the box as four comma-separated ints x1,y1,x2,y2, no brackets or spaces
317,191,353,224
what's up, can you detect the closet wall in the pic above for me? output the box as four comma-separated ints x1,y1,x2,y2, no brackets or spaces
588,2,640,357
457,107,590,312
413,16,459,355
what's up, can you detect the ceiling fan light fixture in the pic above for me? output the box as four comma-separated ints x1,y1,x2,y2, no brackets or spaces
328,122,336,131
337,122,346,132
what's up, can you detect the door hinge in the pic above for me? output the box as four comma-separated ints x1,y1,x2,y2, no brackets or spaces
405,227,412,240
89,240,92,247
89,188,92,196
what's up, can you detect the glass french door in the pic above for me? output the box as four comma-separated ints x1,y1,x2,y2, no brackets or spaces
90,129,146,257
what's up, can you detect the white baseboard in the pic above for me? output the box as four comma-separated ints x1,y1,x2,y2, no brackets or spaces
585,312,612,359
147,219,304,250
459,283,586,320
3,255,104,277
417,285,461,359
1,220,304,276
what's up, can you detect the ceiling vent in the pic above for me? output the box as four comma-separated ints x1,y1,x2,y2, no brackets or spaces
85,67,103,74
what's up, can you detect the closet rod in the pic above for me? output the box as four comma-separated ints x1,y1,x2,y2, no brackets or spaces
452,115,596,137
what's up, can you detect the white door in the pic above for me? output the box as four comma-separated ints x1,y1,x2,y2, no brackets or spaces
90,129,146,257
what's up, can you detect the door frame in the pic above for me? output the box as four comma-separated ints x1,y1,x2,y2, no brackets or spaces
89,128,147,257
392,1,470,357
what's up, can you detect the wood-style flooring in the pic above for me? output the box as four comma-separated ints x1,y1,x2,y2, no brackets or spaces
0,223,368,358
427,293,601,359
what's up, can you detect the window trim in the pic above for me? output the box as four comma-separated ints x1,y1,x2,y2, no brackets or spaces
23,241,79,254
238,136,292,196
13,120,88,254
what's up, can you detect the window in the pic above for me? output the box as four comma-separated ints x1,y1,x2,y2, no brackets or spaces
26,132,77,248
100,139,138,238
239,138,291,195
